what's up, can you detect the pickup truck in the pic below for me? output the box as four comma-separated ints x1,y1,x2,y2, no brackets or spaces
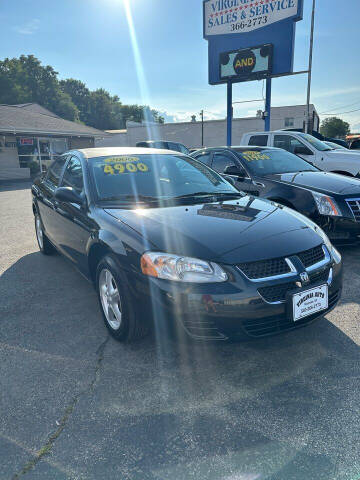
241,131,360,177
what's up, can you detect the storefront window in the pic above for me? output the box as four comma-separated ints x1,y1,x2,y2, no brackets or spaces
16,137,68,173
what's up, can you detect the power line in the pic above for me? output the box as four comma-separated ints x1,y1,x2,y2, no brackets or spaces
319,99,360,115
320,107,360,116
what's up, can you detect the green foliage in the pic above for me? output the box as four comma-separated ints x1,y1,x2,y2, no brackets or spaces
0,55,165,130
320,117,350,138
29,160,40,175
0,55,79,121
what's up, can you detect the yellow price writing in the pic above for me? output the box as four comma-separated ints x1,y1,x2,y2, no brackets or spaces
104,156,140,163
103,162,149,175
242,151,270,162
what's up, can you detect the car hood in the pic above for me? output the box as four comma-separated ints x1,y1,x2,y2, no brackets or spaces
105,197,323,264
268,171,360,195
326,150,360,159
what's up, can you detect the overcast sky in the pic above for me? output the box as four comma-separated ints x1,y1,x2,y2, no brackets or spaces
1,0,360,130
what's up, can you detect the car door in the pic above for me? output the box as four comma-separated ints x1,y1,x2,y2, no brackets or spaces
37,156,68,244
211,151,263,196
274,134,316,165
54,156,94,273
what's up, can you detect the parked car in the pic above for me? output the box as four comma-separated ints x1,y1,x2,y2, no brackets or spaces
32,147,342,342
283,128,349,149
136,140,189,155
192,146,360,244
241,131,360,177
323,141,348,151
348,139,360,150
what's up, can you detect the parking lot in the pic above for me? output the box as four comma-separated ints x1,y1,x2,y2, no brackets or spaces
0,182,359,480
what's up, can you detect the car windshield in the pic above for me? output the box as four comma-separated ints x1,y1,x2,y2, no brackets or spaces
297,133,332,151
89,153,240,203
236,149,319,175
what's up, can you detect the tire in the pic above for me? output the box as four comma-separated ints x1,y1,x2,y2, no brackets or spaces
96,254,148,342
34,213,54,255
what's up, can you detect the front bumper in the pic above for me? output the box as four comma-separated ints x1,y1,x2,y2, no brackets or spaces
313,215,360,245
134,253,343,341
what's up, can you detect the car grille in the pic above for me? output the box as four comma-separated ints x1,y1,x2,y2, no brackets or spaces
237,244,325,280
346,198,360,222
237,257,290,279
242,290,340,337
297,244,325,268
258,268,330,303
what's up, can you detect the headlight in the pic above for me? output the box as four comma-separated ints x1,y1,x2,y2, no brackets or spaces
312,192,341,216
141,252,228,283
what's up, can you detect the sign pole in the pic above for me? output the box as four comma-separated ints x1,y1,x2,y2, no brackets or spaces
305,0,316,134
264,78,272,132
227,82,232,146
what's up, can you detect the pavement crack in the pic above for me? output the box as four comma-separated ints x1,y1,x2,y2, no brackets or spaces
11,335,110,480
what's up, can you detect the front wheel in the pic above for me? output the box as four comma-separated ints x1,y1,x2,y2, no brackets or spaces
34,213,54,255
96,255,148,342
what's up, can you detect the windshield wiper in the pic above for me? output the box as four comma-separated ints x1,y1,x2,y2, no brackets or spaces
172,191,242,200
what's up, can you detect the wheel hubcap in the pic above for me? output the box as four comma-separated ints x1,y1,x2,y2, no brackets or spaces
99,269,122,330
35,215,44,249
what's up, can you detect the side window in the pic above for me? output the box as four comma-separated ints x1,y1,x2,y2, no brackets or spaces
61,157,84,194
248,135,268,146
194,152,212,166
274,135,291,152
212,152,236,173
168,142,181,152
45,157,67,189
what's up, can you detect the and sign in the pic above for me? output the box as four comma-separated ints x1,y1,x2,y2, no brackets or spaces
204,0,299,36
220,44,273,81
203,0,303,85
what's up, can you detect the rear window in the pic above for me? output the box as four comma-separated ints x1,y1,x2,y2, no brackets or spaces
248,135,268,146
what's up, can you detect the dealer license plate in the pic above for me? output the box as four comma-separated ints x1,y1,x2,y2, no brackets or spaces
292,284,328,322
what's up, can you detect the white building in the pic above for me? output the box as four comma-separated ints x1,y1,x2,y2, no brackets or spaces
96,104,319,150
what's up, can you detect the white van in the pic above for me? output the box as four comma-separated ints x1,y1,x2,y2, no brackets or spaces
241,131,360,177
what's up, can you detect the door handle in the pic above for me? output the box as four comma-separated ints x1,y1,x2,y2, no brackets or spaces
253,181,265,188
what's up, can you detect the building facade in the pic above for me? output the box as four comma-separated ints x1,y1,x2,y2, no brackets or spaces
96,105,319,150
0,104,106,181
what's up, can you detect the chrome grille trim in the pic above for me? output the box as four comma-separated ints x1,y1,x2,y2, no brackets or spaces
346,198,360,222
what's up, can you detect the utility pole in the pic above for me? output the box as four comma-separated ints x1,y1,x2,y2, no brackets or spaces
305,0,316,134
200,110,204,147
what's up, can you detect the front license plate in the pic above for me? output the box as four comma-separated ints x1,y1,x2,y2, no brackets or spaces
292,284,328,322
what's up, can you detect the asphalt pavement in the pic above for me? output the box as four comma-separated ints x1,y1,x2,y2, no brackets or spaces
0,182,359,480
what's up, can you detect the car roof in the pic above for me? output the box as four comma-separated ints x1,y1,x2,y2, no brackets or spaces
243,130,301,135
195,146,280,152
76,147,183,159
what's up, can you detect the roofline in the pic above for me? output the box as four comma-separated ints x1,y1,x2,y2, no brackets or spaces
0,127,107,138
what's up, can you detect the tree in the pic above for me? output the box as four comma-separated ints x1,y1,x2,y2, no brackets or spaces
320,117,350,138
0,55,165,130
0,55,79,121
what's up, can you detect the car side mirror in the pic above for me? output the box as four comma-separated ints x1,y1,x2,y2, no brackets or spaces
224,165,246,178
54,187,83,205
294,146,313,156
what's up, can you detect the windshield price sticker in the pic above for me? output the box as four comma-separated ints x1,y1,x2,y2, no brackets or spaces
242,151,270,162
101,157,149,175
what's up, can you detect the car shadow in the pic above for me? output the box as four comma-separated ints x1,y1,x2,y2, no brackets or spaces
1,247,359,479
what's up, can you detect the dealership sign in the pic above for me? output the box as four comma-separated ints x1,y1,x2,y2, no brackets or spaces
203,0,303,84
204,0,299,36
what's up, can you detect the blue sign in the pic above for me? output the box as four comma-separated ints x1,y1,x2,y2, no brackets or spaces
203,0,304,85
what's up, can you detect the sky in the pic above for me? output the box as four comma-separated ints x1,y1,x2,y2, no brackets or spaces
1,0,360,130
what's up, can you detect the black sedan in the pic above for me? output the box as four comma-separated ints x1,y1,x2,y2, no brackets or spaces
192,146,360,244
32,148,342,342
